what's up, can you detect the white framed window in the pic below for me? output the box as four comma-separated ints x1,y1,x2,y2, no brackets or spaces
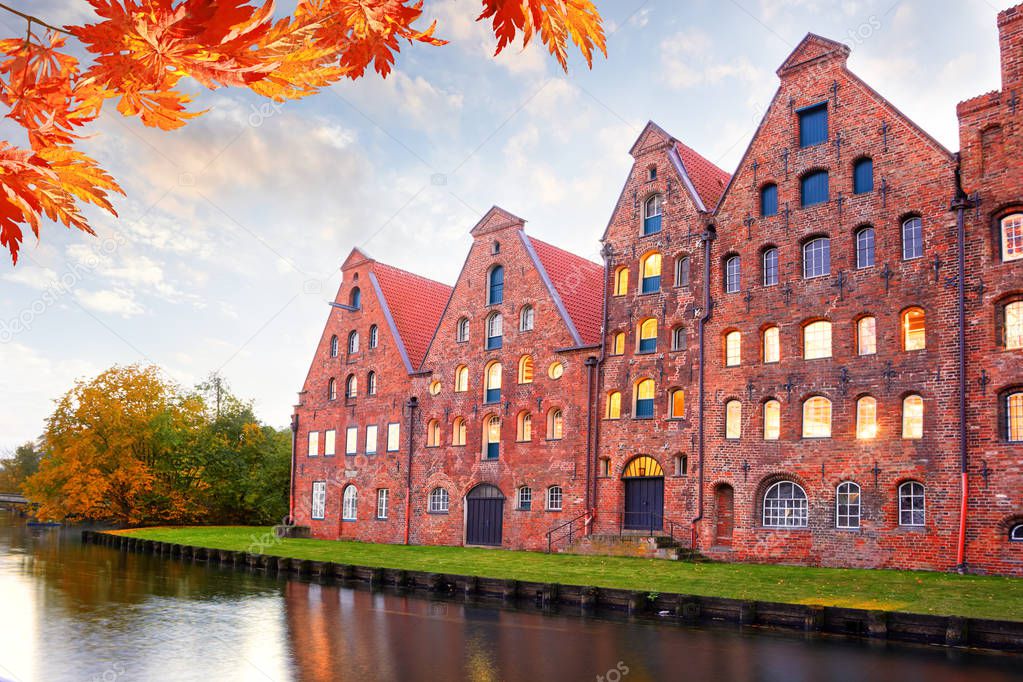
898,481,925,526
803,320,832,359
902,217,923,260
369,324,379,348
342,485,358,521
456,317,469,343
452,417,467,446
1003,213,1023,261
327,377,337,401
387,422,400,452
365,425,378,454
346,426,358,454
836,482,861,529
1005,301,1023,350
486,311,503,350
856,396,877,439
675,256,690,287
763,481,808,528
308,431,319,457
518,486,532,510
763,248,779,286
672,327,686,351
429,487,449,513
546,486,563,511
367,371,377,396
455,365,469,392
324,429,336,457
857,316,876,355
725,330,741,367
520,305,535,331
329,335,339,357
376,489,389,519
516,411,532,442
856,227,875,269
311,481,326,520
547,409,564,440
902,394,923,439
345,374,358,398
1010,524,1023,542
725,255,740,293
348,330,360,354
802,237,830,278
802,396,832,438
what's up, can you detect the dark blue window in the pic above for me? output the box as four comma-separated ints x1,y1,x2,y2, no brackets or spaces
485,312,502,350
798,103,828,147
853,158,873,194
487,266,504,304
635,399,654,418
643,195,662,235
350,287,361,309
641,275,660,294
638,336,656,353
801,171,829,207
486,442,500,459
485,387,500,404
760,184,778,217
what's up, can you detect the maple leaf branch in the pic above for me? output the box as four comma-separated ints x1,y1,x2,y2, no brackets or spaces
0,3,72,36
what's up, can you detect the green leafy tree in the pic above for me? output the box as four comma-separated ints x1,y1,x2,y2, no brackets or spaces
0,441,42,492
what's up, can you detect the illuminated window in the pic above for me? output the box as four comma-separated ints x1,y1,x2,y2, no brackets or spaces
856,227,875,269
836,482,861,529
484,416,501,459
1003,300,1022,350
456,317,469,342
454,365,469,392
725,255,741,293
614,266,629,296
672,327,686,351
902,307,925,351
484,362,502,403
452,417,466,446
548,362,564,380
640,252,662,293
725,330,741,367
345,374,358,398
669,389,685,419
606,391,622,419
635,379,655,419
725,400,742,439
520,305,534,331
857,316,876,355
763,326,780,363
547,486,563,511
342,485,358,521
675,256,690,287
518,355,534,384
429,380,441,396
856,396,877,439
429,487,449,513
763,481,808,527
803,320,832,359
803,237,830,278
547,409,563,440
638,319,658,353
1003,213,1023,261
763,247,779,286
902,217,923,260
611,332,626,356
426,419,440,447
763,400,780,440
516,411,532,442
327,378,337,401
486,312,503,350
643,194,663,235
902,394,923,439
1007,391,1023,442
898,481,925,526
802,396,832,438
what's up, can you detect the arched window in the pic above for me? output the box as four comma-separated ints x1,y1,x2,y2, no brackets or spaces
547,408,564,440
836,482,861,529
763,326,780,363
484,415,501,459
763,481,808,527
725,255,741,293
635,379,655,419
803,237,830,278
763,400,780,440
369,324,378,348
902,307,925,351
342,485,358,520
485,312,503,350
671,326,686,351
546,486,563,511
517,486,532,510
492,240,500,255
803,320,832,359
669,389,685,419
429,487,449,513
329,335,339,357
345,374,358,398
613,266,629,296
856,226,875,269
763,247,779,286
801,170,829,207
674,453,688,476
857,316,877,355
452,417,466,446
643,194,663,235
802,396,832,438
675,256,690,287
456,317,470,343
852,158,873,194
648,165,657,181
548,362,564,379
367,371,377,396
484,361,502,404
487,265,504,305
640,252,662,293
760,183,778,217
1004,300,1023,349
1006,391,1023,442
519,305,535,331
327,378,337,401
516,411,532,442
611,332,626,356
1011,524,1023,541
606,391,622,419
898,481,925,526
1002,213,1023,261
856,396,877,439
454,365,469,392
426,419,440,447
724,330,741,367
902,394,923,439
902,217,923,260
638,318,658,353
725,400,742,439
429,379,441,396
348,330,360,354
518,355,534,384
349,287,361,309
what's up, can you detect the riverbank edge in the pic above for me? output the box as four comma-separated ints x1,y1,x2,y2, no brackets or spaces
83,530,1023,654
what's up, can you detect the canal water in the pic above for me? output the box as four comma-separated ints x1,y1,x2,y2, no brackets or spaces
0,512,1020,682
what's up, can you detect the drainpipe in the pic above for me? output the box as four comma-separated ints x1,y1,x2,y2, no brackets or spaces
951,154,974,573
403,396,419,545
591,243,613,530
584,356,598,513
690,226,716,549
288,412,298,523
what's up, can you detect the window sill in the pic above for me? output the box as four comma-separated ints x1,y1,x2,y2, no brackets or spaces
366,452,377,456
515,507,531,512
345,452,357,457
632,416,654,421
545,438,563,443
427,510,449,515
546,509,563,513
762,526,810,531
375,516,388,521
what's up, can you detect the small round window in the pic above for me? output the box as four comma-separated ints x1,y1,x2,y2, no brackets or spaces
429,380,441,396
548,362,564,380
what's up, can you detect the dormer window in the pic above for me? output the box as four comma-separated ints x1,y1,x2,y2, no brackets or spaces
643,195,662,235
648,165,657,181
798,102,828,147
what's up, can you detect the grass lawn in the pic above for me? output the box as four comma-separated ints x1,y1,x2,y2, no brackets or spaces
118,526,1023,622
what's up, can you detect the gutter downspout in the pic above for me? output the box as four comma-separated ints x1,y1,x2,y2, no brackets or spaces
691,226,716,550
951,154,973,573
403,396,419,545
584,356,598,513
288,412,298,523
591,243,613,532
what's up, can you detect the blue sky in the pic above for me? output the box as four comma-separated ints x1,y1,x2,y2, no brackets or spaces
0,0,1015,451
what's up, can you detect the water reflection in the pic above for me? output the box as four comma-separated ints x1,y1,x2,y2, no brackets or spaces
0,512,1020,682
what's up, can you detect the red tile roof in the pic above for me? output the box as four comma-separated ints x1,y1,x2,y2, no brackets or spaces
372,262,452,370
527,236,604,346
675,141,731,211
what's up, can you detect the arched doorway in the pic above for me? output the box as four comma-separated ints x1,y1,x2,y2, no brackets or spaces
465,484,504,546
622,456,664,531
714,484,734,546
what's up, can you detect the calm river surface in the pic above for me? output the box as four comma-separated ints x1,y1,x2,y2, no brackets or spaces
0,512,1020,682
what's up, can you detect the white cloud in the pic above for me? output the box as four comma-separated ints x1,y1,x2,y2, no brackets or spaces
74,288,144,317
661,31,768,92
2,266,58,291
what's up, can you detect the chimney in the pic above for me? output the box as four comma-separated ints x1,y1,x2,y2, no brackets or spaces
999,4,1023,90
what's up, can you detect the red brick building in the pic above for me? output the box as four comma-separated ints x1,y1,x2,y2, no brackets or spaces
291,9,1023,575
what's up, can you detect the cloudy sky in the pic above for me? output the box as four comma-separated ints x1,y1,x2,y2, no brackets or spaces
0,0,1014,451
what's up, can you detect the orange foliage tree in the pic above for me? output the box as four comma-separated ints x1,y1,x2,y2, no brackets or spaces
0,0,606,264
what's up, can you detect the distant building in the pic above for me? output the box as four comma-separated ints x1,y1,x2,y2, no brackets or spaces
291,6,1023,575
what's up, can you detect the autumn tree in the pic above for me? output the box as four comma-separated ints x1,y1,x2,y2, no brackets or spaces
0,1,606,264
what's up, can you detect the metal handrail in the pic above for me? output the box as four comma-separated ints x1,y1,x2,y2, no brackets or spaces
545,510,692,553
545,511,588,553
